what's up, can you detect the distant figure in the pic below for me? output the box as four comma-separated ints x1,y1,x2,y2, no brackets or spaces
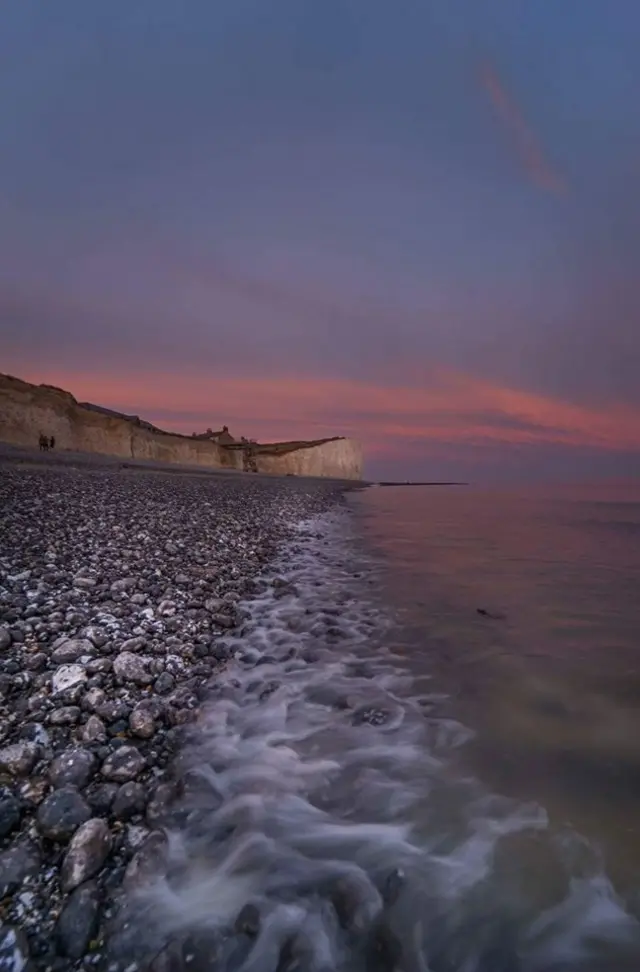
38,434,49,452
49,436,56,450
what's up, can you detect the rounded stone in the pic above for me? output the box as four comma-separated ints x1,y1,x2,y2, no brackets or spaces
55,881,101,960
61,818,112,892
49,748,96,790
0,790,21,839
37,787,91,841
101,746,146,782
112,782,147,821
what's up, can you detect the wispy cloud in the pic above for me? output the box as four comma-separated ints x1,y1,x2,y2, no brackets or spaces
479,59,567,195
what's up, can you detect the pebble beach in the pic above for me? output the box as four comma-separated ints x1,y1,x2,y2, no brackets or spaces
0,456,347,970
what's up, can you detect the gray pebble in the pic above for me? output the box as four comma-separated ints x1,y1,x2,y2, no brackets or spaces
55,880,101,960
113,651,153,686
37,787,91,841
0,924,31,972
0,741,38,777
0,789,21,839
101,745,146,782
113,782,147,821
0,628,11,652
61,818,112,892
49,747,96,789
0,840,41,897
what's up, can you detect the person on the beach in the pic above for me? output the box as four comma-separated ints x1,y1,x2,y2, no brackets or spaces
49,435,55,450
39,434,48,451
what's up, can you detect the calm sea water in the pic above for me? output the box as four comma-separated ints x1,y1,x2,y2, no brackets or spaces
350,483,640,903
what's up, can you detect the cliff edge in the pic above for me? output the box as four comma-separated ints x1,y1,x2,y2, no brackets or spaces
0,373,363,480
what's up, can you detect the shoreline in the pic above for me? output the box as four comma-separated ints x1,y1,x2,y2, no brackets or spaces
0,459,348,969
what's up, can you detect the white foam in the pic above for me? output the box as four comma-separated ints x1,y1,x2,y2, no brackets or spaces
128,507,640,970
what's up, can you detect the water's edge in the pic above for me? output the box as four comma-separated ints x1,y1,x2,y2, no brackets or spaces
113,505,640,972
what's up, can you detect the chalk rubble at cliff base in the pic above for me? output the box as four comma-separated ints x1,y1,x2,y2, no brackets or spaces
0,463,343,971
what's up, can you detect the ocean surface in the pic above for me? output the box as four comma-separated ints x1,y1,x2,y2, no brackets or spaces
136,481,640,971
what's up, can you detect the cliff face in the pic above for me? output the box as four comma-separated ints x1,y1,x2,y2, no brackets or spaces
0,374,363,480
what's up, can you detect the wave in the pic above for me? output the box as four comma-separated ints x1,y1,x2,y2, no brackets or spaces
115,509,640,971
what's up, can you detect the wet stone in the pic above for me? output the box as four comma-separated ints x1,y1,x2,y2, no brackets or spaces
49,747,96,789
153,673,175,695
0,741,38,777
0,789,21,839
55,880,101,961
129,705,156,739
52,664,87,695
51,638,93,664
81,714,107,744
61,818,112,892
86,782,120,816
48,705,81,726
0,840,41,897
112,782,147,821
0,924,31,972
0,628,11,652
37,787,91,841
101,745,146,782
113,651,153,686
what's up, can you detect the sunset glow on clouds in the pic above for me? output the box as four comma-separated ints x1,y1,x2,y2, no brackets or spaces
10,362,640,474
1,1,640,481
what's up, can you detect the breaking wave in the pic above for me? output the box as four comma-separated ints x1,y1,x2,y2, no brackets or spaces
119,509,640,971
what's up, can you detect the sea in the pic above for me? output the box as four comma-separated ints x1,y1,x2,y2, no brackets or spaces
131,482,640,971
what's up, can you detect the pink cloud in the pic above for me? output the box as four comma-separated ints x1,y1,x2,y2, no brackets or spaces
479,60,567,195
11,363,640,463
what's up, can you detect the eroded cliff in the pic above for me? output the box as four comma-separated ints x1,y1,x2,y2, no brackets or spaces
0,374,363,480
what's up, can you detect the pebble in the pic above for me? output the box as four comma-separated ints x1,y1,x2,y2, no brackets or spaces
36,787,91,841
55,881,101,960
101,746,146,782
112,782,147,821
51,638,94,664
49,748,96,789
0,741,38,777
0,841,41,897
61,818,112,892
51,664,87,695
0,458,342,970
0,790,21,839
112,651,153,686
129,704,156,739
0,923,31,972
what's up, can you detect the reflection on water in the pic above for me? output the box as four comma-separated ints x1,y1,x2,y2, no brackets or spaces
351,483,640,902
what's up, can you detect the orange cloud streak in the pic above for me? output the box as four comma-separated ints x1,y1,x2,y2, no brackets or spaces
13,364,640,458
479,60,567,195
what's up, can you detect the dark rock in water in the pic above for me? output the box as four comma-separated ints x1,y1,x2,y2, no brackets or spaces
123,830,167,891
101,745,146,782
476,608,506,620
0,840,41,897
145,783,176,828
112,782,147,821
0,789,21,839
381,868,405,906
55,880,100,960
49,747,96,789
37,787,91,841
234,902,261,937
61,818,112,892
0,923,31,972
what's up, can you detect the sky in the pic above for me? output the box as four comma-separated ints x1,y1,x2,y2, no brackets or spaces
2,0,640,482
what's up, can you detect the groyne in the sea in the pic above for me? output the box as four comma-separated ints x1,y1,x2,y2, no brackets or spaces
0,373,363,480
